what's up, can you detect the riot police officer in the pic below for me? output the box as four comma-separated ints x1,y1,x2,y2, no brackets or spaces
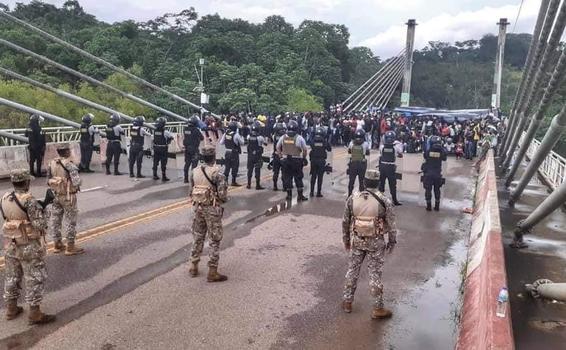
309,127,332,198
105,114,124,176
129,116,150,178
276,120,308,201
271,122,286,191
379,131,403,206
152,117,174,182
219,121,245,186
79,113,97,173
347,129,370,197
247,122,267,190
25,114,46,177
183,115,204,184
422,135,447,211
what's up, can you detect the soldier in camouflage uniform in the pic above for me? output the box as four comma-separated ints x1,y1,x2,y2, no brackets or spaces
1,169,56,324
47,143,85,256
342,169,398,319
188,145,229,282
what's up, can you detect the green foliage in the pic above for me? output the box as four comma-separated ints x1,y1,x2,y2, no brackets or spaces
286,87,323,112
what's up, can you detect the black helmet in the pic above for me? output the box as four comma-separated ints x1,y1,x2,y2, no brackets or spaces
109,113,120,126
82,113,94,124
315,127,325,137
187,115,199,127
353,129,365,144
155,117,167,129
287,120,298,137
251,121,261,135
29,114,44,124
430,135,442,146
384,131,396,145
133,115,145,126
275,122,286,136
228,121,238,132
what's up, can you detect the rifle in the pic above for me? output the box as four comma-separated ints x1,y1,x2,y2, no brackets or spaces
38,189,55,209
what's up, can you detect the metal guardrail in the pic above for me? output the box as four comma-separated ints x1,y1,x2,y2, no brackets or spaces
523,131,566,190
0,122,187,146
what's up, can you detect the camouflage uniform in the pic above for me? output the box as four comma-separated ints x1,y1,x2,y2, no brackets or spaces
1,170,48,306
189,154,228,268
48,151,81,244
342,188,398,309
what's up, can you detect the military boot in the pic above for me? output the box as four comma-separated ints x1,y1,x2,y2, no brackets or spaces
297,189,308,201
371,307,393,320
162,171,170,182
342,301,352,314
256,178,265,190
105,163,111,175
426,201,432,211
434,201,440,211
188,262,199,277
246,177,252,189
5,300,23,320
153,170,160,180
207,266,228,282
136,172,145,179
114,165,123,176
65,242,85,256
28,305,56,325
53,240,65,254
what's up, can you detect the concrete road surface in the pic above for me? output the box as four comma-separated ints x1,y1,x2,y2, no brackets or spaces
0,147,474,350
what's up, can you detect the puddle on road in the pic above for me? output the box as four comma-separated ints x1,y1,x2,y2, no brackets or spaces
384,238,467,350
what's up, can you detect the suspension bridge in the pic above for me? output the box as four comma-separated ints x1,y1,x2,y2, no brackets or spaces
0,2,566,349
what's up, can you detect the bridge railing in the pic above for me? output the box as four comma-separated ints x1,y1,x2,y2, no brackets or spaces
522,132,566,190
0,121,187,146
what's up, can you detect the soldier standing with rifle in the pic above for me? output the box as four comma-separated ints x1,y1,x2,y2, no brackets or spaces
79,113,98,173
188,145,229,282
422,135,447,211
1,169,56,325
342,169,398,320
183,116,204,184
48,143,85,255
129,116,150,179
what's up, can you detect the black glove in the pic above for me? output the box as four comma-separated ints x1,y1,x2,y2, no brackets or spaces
39,189,55,209
386,241,396,253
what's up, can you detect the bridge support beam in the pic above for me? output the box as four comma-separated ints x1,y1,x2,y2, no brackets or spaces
492,18,510,110
0,130,28,143
400,19,416,107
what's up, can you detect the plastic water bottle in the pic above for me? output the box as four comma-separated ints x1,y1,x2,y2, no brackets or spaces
496,287,509,318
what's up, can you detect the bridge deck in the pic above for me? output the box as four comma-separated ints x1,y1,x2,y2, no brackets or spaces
0,150,474,349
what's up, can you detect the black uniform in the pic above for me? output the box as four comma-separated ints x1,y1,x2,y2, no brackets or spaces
378,144,401,204
183,126,203,183
152,127,172,180
25,123,46,177
79,123,94,172
309,134,331,197
105,125,123,175
223,130,241,184
272,131,285,190
129,126,145,177
247,135,264,189
347,142,368,196
423,144,447,211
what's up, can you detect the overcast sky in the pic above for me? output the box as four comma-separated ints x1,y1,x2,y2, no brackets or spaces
3,0,542,58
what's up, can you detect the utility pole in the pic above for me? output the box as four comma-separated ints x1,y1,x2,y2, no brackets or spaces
492,18,510,111
400,19,417,107
194,58,208,119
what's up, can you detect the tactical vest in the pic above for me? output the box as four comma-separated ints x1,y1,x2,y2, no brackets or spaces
130,126,144,145
351,191,386,238
0,191,40,242
224,131,236,150
380,145,396,163
282,135,301,157
80,123,93,144
248,135,262,155
191,165,221,206
351,144,365,162
310,137,327,159
183,127,201,150
48,158,80,198
106,125,121,141
426,146,443,171
153,128,167,147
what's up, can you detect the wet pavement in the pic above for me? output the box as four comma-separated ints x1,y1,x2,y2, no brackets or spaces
499,158,566,350
0,147,475,350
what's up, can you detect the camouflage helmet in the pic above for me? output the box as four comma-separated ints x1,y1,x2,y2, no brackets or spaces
201,145,216,157
364,169,380,186
10,169,33,183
